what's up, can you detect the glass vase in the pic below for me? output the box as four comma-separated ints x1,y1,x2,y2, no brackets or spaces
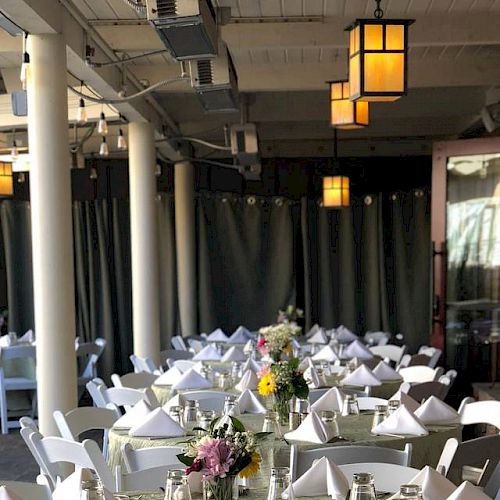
273,391,290,426
202,475,237,500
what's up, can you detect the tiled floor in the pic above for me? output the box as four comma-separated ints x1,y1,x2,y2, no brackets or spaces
0,431,39,482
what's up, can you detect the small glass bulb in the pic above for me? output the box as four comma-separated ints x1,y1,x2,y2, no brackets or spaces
10,141,18,160
90,167,98,180
97,112,108,135
17,172,26,184
20,52,30,90
99,137,109,157
77,98,87,124
117,129,127,150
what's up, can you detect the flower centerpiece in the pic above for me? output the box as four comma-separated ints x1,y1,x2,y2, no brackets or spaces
177,417,263,500
258,358,309,424
277,304,304,324
257,323,301,363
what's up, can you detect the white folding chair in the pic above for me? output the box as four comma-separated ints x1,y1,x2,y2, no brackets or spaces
459,401,500,431
181,391,232,412
0,481,51,500
101,386,159,413
187,339,204,353
171,336,188,351
122,443,184,472
86,378,108,408
0,345,37,433
457,396,475,415
369,345,407,364
398,366,442,383
418,345,442,368
308,388,330,405
129,354,161,375
484,462,500,499
111,372,158,389
160,350,193,367
357,397,389,411
19,419,54,481
115,464,179,491
53,407,119,459
173,360,197,373
290,444,413,481
400,381,449,402
338,463,419,492
76,338,106,389
364,332,391,346
25,429,114,491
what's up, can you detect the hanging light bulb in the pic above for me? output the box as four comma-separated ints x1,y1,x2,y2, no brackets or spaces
117,128,127,150
97,112,108,135
10,140,18,160
77,98,87,124
89,167,98,180
17,172,26,184
99,136,109,157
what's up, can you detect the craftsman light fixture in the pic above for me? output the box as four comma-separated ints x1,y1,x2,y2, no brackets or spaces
329,80,369,129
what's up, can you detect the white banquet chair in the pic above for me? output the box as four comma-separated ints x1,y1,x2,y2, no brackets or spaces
459,400,500,431
171,336,188,351
111,372,158,389
181,391,232,412
19,418,54,481
76,338,106,391
400,381,449,402
398,365,443,383
173,359,198,372
160,349,193,367
369,345,407,365
115,464,178,492
290,444,413,481
364,332,390,346
86,378,108,408
417,345,442,368
357,397,389,411
100,385,159,413
122,443,184,472
129,354,161,375
0,480,52,500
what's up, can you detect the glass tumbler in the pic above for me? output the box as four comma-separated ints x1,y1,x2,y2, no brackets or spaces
320,410,339,438
164,469,192,500
262,410,283,438
399,484,423,499
266,467,292,500
184,400,199,430
341,395,360,416
169,406,185,428
348,472,377,500
80,479,105,500
387,399,400,415
371,405,388,432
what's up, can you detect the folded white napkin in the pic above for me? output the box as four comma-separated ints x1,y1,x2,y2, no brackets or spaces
312,345,338,362
388,466,456,500
129,408,186,437
446,481,491,500
304,366,322,389
171,368,212,390
192,345,222,361
0,486,21,500
242,358,261,372
235,369,258,391
343,339,374,360
299,356,315,371
18,329,34,344
372,361,403,381
311,387,345,412
284,457,349,499
0,336,13,348
228,326,252,344
341,364,382,387
243,339,254,355
221,346,247,362
162,393,186,412
414,396,459,425
155,366,182,386
53,467,113,500
285,409,336,444
335,326,358,343
389,390,421,413
306,324,321,338
236,389,266,414
206,328,228,342
307,329,328,345
372,405,428,437
114,400,152,429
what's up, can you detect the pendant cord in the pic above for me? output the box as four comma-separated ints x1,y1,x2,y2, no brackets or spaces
374,0,384,18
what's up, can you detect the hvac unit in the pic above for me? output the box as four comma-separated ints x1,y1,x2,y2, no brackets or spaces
190,42,239,113
230,123,260,166
146,0,218,60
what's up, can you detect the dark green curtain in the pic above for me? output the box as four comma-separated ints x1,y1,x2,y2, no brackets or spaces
197,193,300,332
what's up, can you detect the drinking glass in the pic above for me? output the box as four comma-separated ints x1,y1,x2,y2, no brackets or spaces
341,395,360,416
231,362,242,379
80,479,105,500
371,405,388,431
294,398,309,413
320,361,331,376
320,410,339,438
399,484,422,499
197,410,213,436
387,399,400,415
218,371,232,391
262,411,283,438
184,400,199,430
223,396,240,417
266,467,291,500
165,469,192,500
169,406,185,427
348,472,376,500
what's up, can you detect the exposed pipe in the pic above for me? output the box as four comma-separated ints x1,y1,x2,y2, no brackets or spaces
87,49,168,68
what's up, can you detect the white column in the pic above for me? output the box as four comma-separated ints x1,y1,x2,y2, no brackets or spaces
27,34,77,436
174,161,197,336
128,122,161,364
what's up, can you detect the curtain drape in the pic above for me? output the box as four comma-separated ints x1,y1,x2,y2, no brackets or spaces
197,193,300,332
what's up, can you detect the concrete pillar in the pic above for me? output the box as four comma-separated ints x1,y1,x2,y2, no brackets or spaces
27,34,77,436
128,122,160,364
174,161,197,336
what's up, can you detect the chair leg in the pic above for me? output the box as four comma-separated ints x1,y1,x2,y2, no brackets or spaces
0,388,9,434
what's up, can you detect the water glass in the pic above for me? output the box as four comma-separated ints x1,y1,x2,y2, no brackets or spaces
341,395,360,416
399,484,422,499
200,363,213,382
169,406,185,427
223,396,241,417
184,400,199,430
266,467,291,500
289,412,300,431
218,371,232,391
262,411,283,438
80,479,105,500
320,410,339,438
294,398,309,413
197,410,213,436
165,469,192,500
231,361,242,379
348,472,377,500
320,361,331,376
371,405,388,431
387,399,400,415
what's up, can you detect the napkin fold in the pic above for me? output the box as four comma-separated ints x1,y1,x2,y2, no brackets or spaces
304,366,322,389
18,330,34,344
0,335,14,348
206,328,228,342
446,481,491,500
298,356,315,371
311,387,345,412
113,400,152,429
306,324,321,338
243,339,254,355
221,346,247,362
154,366,182,386
312,345,339,362
389,390,421,413
171,368,212,390
307,329,328,345
0,486,21,500
341,364,382,387
285,409,336,444
414,396,459,425
53,467,113,500
235,369,259,392
242,358,261,373
236,389,266,414
343,339,374,360
372,361,403,381
335,325,358,343
284,456,349,499
372,405,428,437
228,326,252,344
192,345,222,361
162,393,186,412
129,408,186,437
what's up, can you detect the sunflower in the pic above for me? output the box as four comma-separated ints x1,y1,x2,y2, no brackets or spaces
239,452,262,478
258,372,276,396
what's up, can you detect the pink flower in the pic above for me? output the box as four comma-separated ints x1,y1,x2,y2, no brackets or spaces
186,459,203,475
257,337,266,348
196,437,235,480
257,364,271,378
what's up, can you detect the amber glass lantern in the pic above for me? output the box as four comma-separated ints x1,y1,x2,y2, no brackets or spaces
346,1,413,102
329,80,369,129
0,162,13,197
323,176,350,208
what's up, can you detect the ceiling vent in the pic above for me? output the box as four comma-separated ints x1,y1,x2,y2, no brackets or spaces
230,123,260,166
189,41,239,113
146,0,218,60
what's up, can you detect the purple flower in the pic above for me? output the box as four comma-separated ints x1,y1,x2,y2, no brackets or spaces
186,458,203,475
196,437,235,479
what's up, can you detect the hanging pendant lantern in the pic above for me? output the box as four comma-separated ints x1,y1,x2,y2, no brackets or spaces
0,162,14,197
347,0,413,102
329,80,369,129
323,176,350,208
